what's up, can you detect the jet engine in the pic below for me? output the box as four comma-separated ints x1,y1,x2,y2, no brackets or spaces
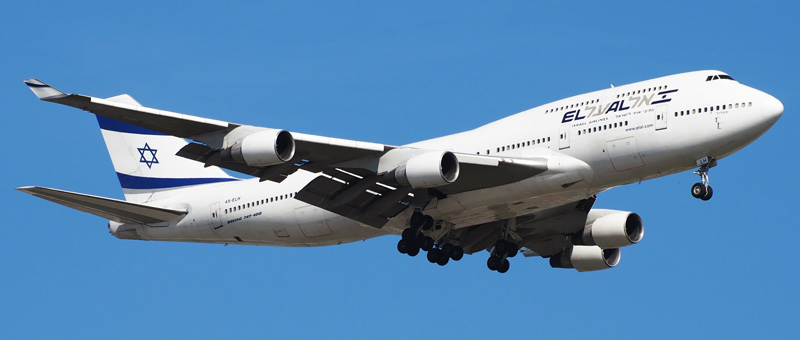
220,129,296,167
549,245,621,272
387,151,460,188
572,209,644,249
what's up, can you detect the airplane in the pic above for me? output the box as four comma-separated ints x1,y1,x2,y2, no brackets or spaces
18,70,783,273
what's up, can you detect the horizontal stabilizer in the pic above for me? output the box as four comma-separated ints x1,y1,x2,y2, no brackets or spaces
16,186,186,224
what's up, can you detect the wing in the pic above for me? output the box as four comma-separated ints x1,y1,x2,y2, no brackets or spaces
17,186,186,224
24,79,551,228
24,79,392,182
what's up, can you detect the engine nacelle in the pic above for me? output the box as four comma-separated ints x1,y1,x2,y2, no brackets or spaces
573,209,644,249
549,245,621,272
220,129,296,167
388,151,460,188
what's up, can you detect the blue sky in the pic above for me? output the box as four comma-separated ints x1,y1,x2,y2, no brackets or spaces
2,1,798,338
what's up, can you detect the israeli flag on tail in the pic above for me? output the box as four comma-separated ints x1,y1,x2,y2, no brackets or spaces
97,94,237,203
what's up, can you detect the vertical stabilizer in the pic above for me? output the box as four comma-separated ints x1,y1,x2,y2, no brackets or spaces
97,95,237,202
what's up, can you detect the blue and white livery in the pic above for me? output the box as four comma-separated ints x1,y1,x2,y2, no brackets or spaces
17,71,783,273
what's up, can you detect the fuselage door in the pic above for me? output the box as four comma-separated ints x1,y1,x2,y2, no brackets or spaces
655,105,668,130
559,124,571,150
209,202,223,230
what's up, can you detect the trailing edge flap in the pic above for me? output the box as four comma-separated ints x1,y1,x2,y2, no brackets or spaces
16,186,186,224
295,155,549,228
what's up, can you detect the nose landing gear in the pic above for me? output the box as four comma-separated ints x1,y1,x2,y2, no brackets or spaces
691,157,716,201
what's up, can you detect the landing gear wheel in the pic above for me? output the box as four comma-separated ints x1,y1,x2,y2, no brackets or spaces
406,246,420,257
691,183,707,199
701,186,714,201
506,243,519,258
410,212,425,229
421,236,435,251
442,243,455,258
436,254,449,266
401,228,416,241
451,246,464,261
497,259,510,273
427,248,442,264
487,255,501,271
494,240,509,255
421,215,434,230
397,239,410,254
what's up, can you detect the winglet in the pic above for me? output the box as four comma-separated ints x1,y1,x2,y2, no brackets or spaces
23,78,67,100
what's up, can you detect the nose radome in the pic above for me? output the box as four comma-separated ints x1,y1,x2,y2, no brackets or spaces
762,93,784,126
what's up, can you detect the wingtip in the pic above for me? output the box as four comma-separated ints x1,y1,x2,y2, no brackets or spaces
23,79,66,100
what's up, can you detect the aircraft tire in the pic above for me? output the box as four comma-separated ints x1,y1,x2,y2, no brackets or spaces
487,255,501,271
702,186,714,201
498,259,510,273
397,239,409,254
452,246,464,261
691,183,707,199
422,215,434,230
421,236,435,251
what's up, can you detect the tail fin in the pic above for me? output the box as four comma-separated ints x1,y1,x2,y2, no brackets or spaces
98,95,237,203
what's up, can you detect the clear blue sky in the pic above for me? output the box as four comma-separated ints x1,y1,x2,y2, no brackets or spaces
2,1,797,339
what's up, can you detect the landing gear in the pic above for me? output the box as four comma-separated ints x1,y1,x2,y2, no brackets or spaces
692,157,716,201
398,211,464,266
486,239,518,274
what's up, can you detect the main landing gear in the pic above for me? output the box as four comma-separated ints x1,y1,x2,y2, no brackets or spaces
396,211,464,266
486,218,520,274
486,239,518,273
691,157,716,201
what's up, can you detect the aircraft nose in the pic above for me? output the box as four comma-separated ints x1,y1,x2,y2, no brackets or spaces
762,93,783,126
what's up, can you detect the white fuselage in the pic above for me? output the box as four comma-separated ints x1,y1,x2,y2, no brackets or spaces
112,71,782,246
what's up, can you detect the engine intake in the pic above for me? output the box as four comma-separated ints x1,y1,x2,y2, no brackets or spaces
549,245,621,272
388,151,460,188
220,129,295,167
573,209,644,249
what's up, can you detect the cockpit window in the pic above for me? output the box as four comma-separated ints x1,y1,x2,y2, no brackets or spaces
706,74,736,81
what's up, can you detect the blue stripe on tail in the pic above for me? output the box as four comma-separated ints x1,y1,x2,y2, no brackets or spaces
117,173,238,189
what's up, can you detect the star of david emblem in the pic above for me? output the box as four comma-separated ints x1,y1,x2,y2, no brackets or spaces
137,143,159,168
